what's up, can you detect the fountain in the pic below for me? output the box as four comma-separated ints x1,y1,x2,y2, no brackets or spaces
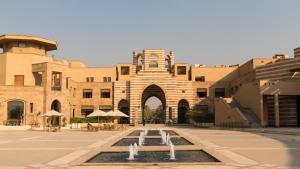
133,142,138,156
127,144,135,160
166,133,170,145
169,141,176,160
86,129,220,164
139,131,145,146
160,130,167,144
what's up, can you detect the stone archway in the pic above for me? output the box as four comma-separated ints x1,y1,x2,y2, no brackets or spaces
178,99,189,124
141,84,166,124
50,100,61,126
118,99,130,124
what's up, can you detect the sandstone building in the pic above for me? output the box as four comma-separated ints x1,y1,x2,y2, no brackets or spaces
0,34,299,127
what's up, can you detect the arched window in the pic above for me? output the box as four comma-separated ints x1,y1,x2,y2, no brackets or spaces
149,61,158,68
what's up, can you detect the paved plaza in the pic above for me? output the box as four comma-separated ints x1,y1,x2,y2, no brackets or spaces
0,127,299,169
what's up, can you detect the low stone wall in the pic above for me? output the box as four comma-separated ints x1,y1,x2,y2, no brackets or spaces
214,98,249,127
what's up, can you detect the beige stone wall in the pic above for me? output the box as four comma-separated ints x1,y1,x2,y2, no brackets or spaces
4,53,53,86
191,66,238,82
6,42,46,55
214,98,248,126
233,81,262,121
69,67,116,82
2,34,299,127
260,80,300,95
0,85,44,125
0,53,6,85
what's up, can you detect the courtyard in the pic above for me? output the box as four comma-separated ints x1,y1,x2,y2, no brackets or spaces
0,127,299,169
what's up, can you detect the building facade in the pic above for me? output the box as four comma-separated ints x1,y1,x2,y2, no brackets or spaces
0,34,299,127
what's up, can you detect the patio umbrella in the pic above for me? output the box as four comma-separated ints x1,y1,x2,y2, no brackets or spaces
105,110,129,124
114,110,129,117
87,110,107,123
42,110,64,131
42,110,63,117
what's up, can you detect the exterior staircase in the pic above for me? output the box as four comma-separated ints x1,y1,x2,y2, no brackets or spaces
229,100,261,128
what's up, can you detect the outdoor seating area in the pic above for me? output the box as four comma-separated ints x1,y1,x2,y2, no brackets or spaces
71,123,128,131
70,109,130,131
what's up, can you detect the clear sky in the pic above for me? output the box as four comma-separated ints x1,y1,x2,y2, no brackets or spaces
1,0,300,67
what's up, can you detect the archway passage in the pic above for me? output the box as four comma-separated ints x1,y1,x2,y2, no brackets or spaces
7,101,24,125
178,99,189,124
142,84,166,124
50,100,61,126
118,99,130,124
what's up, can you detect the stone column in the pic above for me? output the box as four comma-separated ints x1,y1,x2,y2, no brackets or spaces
274,94,280,127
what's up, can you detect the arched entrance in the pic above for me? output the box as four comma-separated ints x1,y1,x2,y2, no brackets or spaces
50,100,61,126
178,99,189,124
141,84,166,124
118,99,130,124
7,100,24,125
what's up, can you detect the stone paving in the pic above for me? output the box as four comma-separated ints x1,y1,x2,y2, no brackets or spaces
0,127,299,169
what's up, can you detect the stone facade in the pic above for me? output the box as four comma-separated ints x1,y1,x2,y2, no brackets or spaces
0,34,300,127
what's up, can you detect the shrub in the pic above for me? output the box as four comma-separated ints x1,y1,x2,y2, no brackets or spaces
187,110,214,123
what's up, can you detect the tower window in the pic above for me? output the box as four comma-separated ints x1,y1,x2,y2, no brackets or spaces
121,66,130,75
149,61,158,68
177,66,186,75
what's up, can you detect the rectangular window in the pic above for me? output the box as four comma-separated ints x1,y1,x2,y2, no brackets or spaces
215,88,225,97
177,66,186,75
51,72,62,91
30,103,33,113
197,88,207,97
66,77,69,88
86,77,94,83
14,75,24,86
103,77,112,82
121,66,130,75
83,89,93,98
101,89,111,98
195,76,205,82
81,106,94,117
